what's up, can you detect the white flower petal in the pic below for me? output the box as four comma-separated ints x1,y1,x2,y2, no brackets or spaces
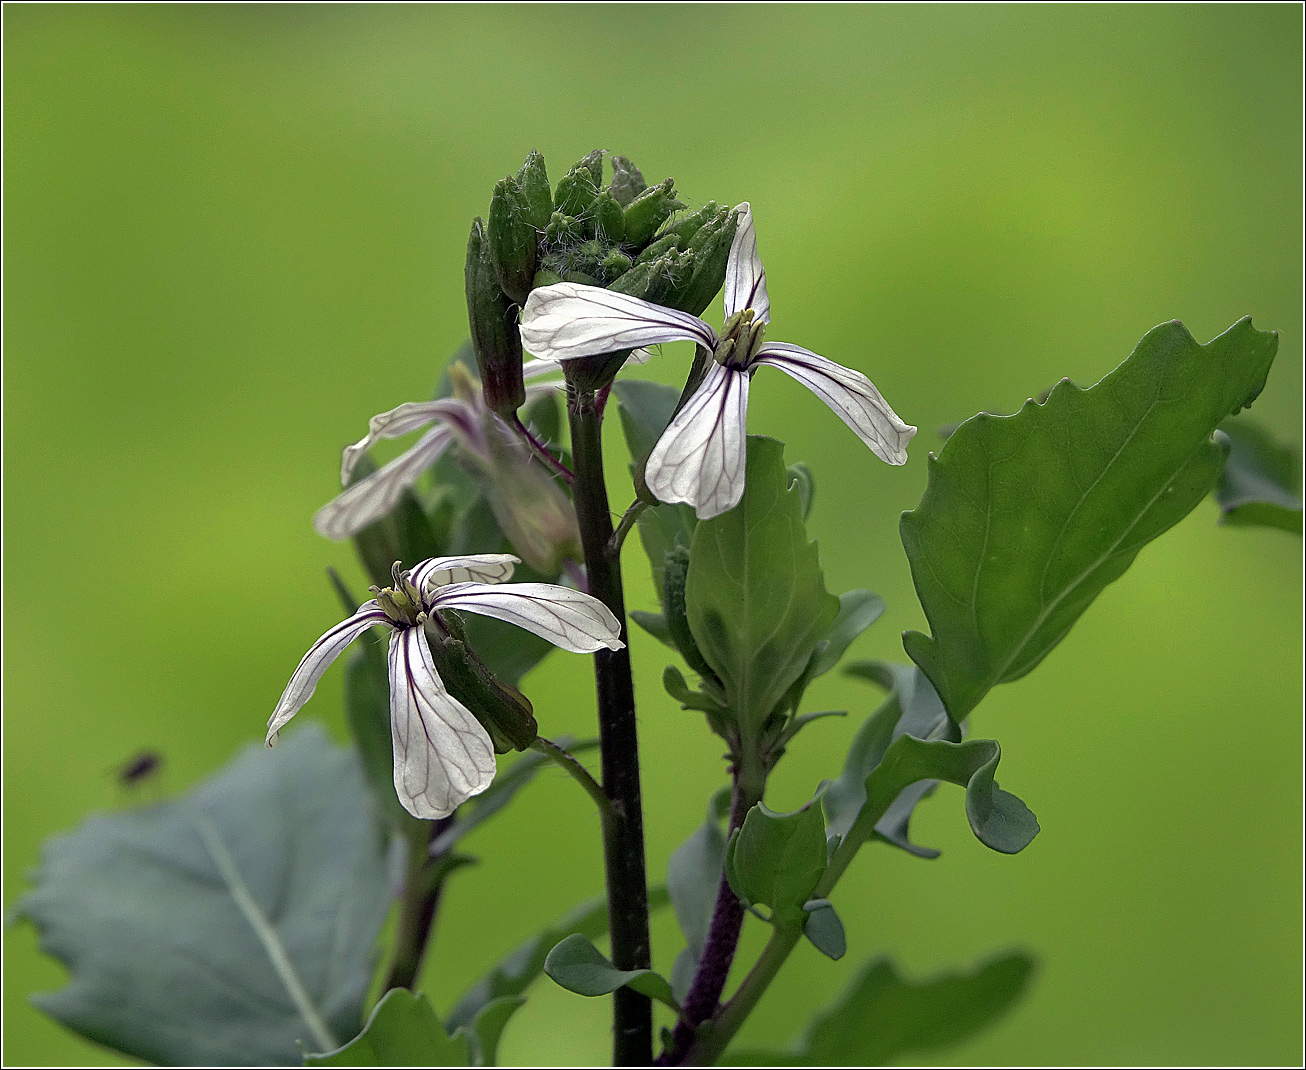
723,202,771,324
519,283,716,362
313,426,454,541
267,603,388,745
410,553,520,593
388,627,496,819
340,399,466,485
753,342,916,465
428,582,624,653
644,362,749,519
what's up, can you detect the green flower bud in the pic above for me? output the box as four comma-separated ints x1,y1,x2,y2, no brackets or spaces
515,150,553,231
600,248,633,279
553,166,600,220
623,178,685,246
488,176,538,305
425,627,539,753
544,211,584,246
634,232,680,265
667,207,738,316
560,269,603,286
574,148,604,187
532,267,563,288
662,546,716,680
607,256,671,304
591,190,626,243
656,200,720,245
465,218,525,415
609,154,647,206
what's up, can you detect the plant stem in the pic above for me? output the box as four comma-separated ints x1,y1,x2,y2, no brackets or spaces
531,736,617,822
682,924,804,1066
610,499,649,556
566,383,653,1066
384,818,448,991
660,753,767,1065
514,415,574,483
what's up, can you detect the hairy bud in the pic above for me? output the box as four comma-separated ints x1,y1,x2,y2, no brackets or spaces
488,176,538,305
465,218,525,415
623,178,685,246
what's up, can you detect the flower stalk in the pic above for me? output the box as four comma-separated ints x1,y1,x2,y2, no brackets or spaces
566,381,654,1066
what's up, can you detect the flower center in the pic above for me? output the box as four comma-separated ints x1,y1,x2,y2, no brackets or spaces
714,309,766,370
370,562,426,627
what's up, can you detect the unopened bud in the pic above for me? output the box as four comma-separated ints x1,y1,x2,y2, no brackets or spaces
591,190,626,243
657,201,721,246
425,628,538,753
465,218,525,415
662,546,716,680
623,178,685,246
488,177,538,305
634,232,680,265
553,165,600,220
544,211,584,246
601,248,633,279
670,207,738,316
609,155,647,206
532,267,564,288
515,150,553,231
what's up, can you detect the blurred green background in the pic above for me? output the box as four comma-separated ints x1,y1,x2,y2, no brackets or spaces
4,4,1301,1066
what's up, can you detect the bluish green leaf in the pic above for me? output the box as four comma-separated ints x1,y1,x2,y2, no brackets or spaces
461,996,526,1067
728,952,1035,1065
902,317,1279,719
304,989,469,1066
802,902,846,960
1215,416,1302,533
725,799,828,924
667,787,732,961
786,462,815,520
15,727,393,1067
810,590,886,679
445,887,671,1031
687,437,840,736
824,662,958,858
543,935,679,1010
630,609,675,648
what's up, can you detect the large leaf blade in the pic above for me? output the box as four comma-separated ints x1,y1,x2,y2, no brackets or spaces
901,317,1278,719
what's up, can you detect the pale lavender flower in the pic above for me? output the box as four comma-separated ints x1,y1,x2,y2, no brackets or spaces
266,554,622,819
520,203,916,518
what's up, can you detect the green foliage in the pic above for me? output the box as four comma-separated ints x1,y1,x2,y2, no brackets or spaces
902,317,1279,720
1215,416,1302,533
725,799,828,924
14,727,393,1067
666,787,731,999
801,902,846,960
445,888,671,1030
687,437,840,738
304,989,471,1067
543,935,680,1011
809,592,886,679
727,953,1035,1065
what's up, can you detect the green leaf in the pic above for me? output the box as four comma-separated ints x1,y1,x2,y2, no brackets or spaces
810,590,886,679
687,437,840,736
630,609,675,648
304,989,470,1066
1215,416,1302,533
543,935,680,1011
430,739,599,856
15,726,393,1067
461,996,526,1067
667,787,732,960
725,799,828,924
728,952,1035,1065
901,317,1279,720
445,887,671,1031
802,902,846,960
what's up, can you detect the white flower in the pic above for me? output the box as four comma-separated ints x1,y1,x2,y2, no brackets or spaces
266,554,623,819
519,203,917,518
312,358,566,541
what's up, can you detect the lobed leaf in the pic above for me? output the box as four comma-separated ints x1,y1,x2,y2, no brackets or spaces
543,935,679,1011
725,799,828,924
901,317,1278,719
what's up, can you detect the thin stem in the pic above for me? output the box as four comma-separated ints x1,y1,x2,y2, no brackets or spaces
567,382,653,1067
682,925,804,1067
384,818,449,992
531,736,617,822
514,415,575,483
609,499,650,557
659,754,767,1065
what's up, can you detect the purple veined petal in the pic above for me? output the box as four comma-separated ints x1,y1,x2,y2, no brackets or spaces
410,553,520,594
267,602,389,745
340,399,467,485
313,425,454,541
753,342,917,465
519,283,716,361
644,362,750,520
427,582,624,653
723,202,771,324
388,627,496,819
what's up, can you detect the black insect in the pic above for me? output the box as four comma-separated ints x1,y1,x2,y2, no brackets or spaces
118,750,163,786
